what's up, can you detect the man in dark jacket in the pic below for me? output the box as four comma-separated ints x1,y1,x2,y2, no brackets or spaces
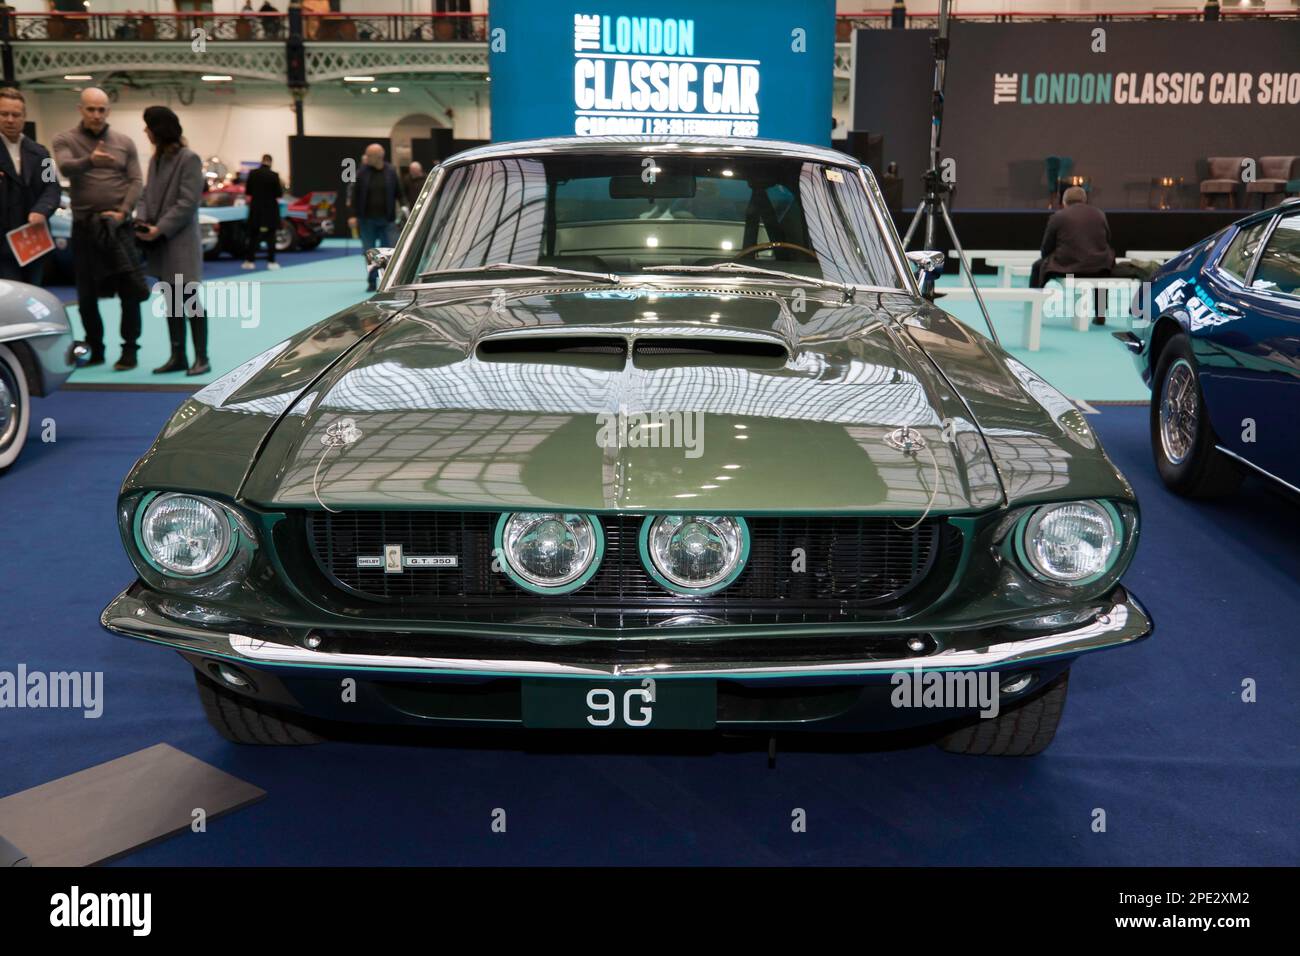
1031,186,1116,326
347,143,399,291
243,153,284,270
401,160,427,207
0,88,61,285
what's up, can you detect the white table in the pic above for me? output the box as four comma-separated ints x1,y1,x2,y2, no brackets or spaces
954,250,1039,287
939,286,1050,351
1122,250,1181,262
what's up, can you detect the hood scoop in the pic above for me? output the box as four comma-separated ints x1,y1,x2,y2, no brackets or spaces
474,329,791,369
632,337,788,368
475,335,628,369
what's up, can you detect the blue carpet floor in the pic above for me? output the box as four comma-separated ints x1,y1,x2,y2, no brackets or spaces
0,392,1296,866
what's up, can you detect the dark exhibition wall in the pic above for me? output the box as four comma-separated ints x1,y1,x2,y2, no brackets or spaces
854,20,1300,210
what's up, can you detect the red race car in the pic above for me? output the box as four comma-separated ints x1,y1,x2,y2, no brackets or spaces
200,182,334,258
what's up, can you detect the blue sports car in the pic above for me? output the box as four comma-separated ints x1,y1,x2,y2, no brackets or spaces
1119,199,1300,497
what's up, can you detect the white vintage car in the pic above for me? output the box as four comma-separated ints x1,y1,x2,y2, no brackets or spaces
0,281,86,472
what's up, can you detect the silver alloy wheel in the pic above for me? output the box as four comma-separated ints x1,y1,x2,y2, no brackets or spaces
0,361,19,451
275,224,294,252
1159,358,1198,466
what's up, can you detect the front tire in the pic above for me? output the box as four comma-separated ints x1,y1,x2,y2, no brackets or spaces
194,670,325,745
274,221,296,253
0,343,31,473
1150,334,1241,497
937,670,1069,756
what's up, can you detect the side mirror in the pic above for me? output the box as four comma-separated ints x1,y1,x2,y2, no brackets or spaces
365,246,394,274
906,249,945,298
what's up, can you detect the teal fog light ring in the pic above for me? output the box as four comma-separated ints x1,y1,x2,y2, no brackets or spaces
640,514,750,595
494,512,604,595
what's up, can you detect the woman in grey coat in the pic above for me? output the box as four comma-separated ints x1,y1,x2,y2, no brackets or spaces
136,105,208,375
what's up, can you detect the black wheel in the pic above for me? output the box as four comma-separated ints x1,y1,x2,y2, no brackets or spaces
297,232,322,251
0,343,30,473
1150,334,1242,497
194,670,325,745
937,670,1069,756
274,221,296,253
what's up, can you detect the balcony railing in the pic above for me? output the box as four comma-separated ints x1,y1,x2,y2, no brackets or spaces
8,8,1293,44
6,11,486,43
835,7,1300,35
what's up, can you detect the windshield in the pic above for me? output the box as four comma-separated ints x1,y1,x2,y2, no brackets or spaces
401,153,904,289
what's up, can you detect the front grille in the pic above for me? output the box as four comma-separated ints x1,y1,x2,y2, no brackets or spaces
299,511,959,624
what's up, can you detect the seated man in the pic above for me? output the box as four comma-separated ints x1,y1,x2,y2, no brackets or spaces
1031,185,1115,325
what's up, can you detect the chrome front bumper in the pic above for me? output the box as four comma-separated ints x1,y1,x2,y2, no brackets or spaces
102,585,1153,680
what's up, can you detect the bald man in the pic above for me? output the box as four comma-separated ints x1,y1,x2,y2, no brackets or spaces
1031,185,1115,325
52,87,145,368
346,142,399,291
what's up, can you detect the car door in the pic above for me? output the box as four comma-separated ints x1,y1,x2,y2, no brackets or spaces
1194,210,1300,484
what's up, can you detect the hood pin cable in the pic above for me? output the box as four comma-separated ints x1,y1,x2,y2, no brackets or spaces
884,426,940,531
314,418,362,515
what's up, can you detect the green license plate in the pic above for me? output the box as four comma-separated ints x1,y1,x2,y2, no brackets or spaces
521,678,716,730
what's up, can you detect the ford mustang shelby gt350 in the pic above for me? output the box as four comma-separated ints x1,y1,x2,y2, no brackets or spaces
102,137,1151,754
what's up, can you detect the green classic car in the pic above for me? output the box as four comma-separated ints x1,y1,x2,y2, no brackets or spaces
102,136,1151,754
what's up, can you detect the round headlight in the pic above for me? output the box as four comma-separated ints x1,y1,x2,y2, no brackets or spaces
644,515,748,592
1022,501,1118,583
137,493,234,577
498,513,601,593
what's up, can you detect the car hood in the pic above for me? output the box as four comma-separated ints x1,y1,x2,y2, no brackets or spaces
240,284,1012,513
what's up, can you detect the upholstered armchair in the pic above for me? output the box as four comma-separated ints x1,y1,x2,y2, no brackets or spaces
1246,156,1300,208
1200,156,1247,209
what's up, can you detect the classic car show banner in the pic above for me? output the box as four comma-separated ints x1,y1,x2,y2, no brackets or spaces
853,21,1300,208
488,0,835,145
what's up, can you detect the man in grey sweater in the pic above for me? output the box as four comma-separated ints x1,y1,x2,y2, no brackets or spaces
52,87,145,369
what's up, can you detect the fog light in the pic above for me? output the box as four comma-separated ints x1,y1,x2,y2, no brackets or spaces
497,512,602,594
999,673,1034,695
211,663,252,689
642,515,748,593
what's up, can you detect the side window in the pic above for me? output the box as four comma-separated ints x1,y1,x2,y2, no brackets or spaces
1250,213,1300,298
1217,220,1269,283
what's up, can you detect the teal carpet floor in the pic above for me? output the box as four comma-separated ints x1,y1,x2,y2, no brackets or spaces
63,252,1149,402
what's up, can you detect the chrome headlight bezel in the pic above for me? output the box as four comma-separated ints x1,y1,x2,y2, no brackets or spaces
495,512,603,595
640,514,750,594
133,492,240,579
1014,499,1123,586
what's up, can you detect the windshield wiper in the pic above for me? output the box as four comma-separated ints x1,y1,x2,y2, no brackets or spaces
419,262,621,284
641,261,897,300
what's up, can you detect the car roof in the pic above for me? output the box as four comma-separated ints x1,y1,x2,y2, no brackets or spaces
442,135,863,169
1231,198,1298,230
